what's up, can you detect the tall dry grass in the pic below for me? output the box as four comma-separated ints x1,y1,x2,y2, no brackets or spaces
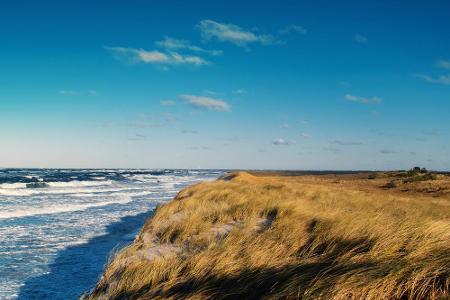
87,172,450,300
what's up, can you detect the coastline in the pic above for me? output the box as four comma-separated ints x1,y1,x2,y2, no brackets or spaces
85,171,450,299
0,169,220,299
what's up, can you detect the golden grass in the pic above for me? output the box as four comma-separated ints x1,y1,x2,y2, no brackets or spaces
86,172,450,300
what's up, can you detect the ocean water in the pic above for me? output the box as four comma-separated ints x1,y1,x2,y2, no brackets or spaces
0,169,222,300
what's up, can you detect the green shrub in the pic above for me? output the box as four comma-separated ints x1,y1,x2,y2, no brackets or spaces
403,173,436,183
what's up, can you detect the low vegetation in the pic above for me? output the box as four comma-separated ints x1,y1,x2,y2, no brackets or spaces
382,180,397,189
86,172,450,300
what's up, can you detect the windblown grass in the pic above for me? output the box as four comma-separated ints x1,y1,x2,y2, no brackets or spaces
87,172,450,300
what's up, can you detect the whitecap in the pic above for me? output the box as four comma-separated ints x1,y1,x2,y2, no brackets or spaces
0,182,27,189
0,186,136,197
0,195,133,220
47,180,113,188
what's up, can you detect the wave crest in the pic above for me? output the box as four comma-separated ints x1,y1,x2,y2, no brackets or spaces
0,195,133,220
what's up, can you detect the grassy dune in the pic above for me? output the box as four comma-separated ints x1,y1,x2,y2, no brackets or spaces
86,172,450,299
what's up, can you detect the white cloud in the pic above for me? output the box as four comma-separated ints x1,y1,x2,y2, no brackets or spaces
232,88,246,95
279,123,289,129
155,36,223,56
345,94,382,104
436,59,450,70
203,89,217,95
414,60,450,85
272,138,296,145
198,20,274,47
279,25,307,35
355,34,368,44
415,74,450,85
300,133,311,138
180,94,231,112
105,46,209,66
160,99,176,106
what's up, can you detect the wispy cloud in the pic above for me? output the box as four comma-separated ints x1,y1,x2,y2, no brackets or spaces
232,88,246,95
355,34,368,44
198,20,274,47
380,149,397,154
332,140,363,146
300,133,311,138
203,89,217,95
181,130,198,134
105,46,209,66
186,146,210,150
436,59,450,70
59,90,97,96
272,138,296,145
180,94,231,112
127,113,176,128
345,94,382,104
160,99,176,106
279,25,307,35
59,90,80,96
323,147,341,154
415,74,450,85
128,133,147,141
155,36,222,56
423,129,446,136
415,59,450,85
279,123,289,129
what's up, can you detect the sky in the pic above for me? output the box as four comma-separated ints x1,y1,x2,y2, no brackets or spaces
0,0,449,170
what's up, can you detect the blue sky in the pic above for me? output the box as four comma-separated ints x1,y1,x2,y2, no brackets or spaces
1,0,449,170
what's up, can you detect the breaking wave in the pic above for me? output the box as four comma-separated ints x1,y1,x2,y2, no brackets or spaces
0,196,133,220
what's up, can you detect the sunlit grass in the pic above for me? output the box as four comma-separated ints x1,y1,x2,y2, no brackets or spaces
87,172,450,299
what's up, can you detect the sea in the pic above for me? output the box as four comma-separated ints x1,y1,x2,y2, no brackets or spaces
0,169,223,299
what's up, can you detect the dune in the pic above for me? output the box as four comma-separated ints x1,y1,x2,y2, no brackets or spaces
85,171,450,299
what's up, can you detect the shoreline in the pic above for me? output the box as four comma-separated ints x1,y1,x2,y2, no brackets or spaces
0,169,220,300
85,171,450,299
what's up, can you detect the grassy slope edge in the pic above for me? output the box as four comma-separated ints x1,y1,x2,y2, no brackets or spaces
86,172,450,300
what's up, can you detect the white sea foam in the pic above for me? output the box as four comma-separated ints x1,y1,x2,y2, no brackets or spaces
0,196,133,220
47,180,112,188
0,169,221,299
0,182,27,189
0,186,137,196
0,180,113,196
71,190,155,198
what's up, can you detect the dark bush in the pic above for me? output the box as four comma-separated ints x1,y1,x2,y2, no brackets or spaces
367,173,377,180
383,181,397,189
